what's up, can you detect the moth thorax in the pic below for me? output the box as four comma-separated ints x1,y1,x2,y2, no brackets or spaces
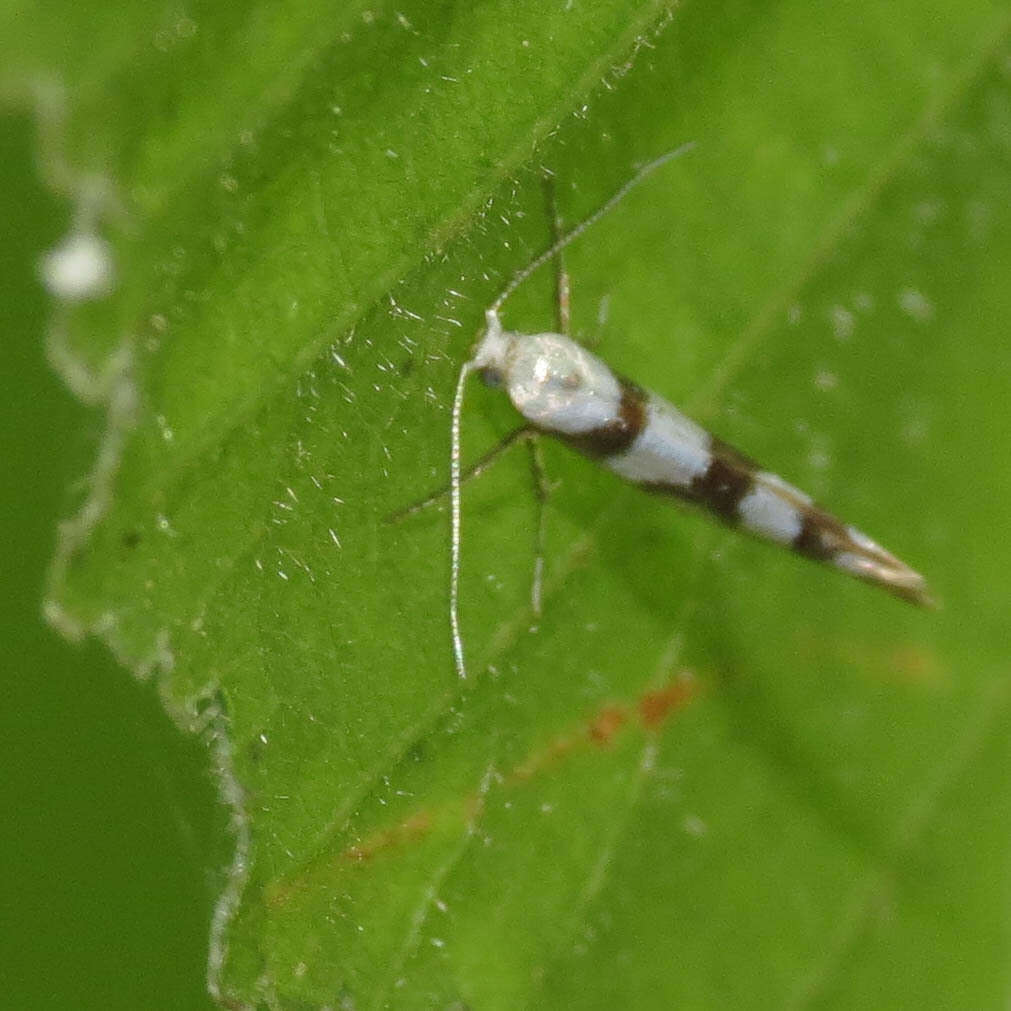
504,332,623,434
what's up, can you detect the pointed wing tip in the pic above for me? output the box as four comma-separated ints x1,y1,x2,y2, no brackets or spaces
892,578,939,610
907,579,940,610
836,544,936,610
876,565,938,610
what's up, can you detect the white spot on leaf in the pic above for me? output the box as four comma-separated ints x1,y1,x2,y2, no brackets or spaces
897,287,935,322
40,232,114,301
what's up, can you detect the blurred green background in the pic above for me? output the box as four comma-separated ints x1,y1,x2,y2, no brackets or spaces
1,115,219,1011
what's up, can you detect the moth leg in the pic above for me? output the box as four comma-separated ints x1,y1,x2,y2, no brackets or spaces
553,212,571,338
543,173,571,337
388,425,537,522
545,170,604,351
526,434,558,619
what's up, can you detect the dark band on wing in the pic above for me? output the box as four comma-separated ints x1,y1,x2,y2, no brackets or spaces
685,437,758,522
561,377,647,459
792,508,850,561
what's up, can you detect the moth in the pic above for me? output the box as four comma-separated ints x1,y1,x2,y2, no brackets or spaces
448,145,931,678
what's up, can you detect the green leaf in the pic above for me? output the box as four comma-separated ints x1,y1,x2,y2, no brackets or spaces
11,0,1011,1006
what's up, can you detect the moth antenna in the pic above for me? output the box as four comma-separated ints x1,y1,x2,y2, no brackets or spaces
450,359,475,678
450,142,695,679
490,141,696,315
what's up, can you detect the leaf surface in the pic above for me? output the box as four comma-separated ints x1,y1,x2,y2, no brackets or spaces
12,0,1011,1005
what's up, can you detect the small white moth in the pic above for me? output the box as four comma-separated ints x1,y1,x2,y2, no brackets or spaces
449,145,931,679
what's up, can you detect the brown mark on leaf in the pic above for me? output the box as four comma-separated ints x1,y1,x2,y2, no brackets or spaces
343,810,433,864
588,705,628,745
640,676,699,730
269,672,701,900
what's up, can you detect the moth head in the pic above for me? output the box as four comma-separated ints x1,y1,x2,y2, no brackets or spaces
470,308,511,384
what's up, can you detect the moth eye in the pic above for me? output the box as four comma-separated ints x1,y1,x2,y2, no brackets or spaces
480,366,504,388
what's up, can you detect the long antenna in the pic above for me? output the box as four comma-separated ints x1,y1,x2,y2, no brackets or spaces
490,141,697,314
450,360,474,678
451,141,696,679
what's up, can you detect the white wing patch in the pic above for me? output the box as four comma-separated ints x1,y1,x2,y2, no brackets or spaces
607,396,711,487
737,483,804,544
